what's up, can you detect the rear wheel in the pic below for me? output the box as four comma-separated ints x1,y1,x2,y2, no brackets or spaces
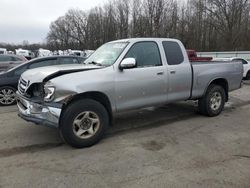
59,99,109,148
0,86,17,106
198,84,226,117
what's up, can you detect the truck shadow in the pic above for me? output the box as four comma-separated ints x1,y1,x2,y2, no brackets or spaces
107,95,250,138
0,99,243,156
107,101,198,136
0,102,198,158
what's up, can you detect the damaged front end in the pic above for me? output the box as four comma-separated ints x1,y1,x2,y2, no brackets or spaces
16,65,103,128
16,77,63,128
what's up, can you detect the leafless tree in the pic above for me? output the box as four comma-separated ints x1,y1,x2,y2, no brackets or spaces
46,0,250,51
206,0,250,50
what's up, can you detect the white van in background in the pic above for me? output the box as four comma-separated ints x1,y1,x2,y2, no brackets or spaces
37,48,52,57
84,50,94,57
68,50,94,57
69,50,85,56
15,48,34,60
0,48,7,54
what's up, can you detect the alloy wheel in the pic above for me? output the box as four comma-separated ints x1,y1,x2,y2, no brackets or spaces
0,88,16,105
72,111,100,139
210,91,222,111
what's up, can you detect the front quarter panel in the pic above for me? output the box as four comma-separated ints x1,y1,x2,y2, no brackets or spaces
48,66,116,112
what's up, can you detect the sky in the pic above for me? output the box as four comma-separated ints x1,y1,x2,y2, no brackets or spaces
0,0,107,44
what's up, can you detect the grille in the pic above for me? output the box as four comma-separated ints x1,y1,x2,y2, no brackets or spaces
18,77,28,94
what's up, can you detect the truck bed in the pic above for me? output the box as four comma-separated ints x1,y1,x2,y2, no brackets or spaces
190,61,243,99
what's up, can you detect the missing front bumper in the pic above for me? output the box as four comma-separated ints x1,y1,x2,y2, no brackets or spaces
16,92,62,128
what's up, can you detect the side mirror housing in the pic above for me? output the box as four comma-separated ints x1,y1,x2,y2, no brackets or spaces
119,58,136,70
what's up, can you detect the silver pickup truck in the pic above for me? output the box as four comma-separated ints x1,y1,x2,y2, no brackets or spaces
16,38,243,148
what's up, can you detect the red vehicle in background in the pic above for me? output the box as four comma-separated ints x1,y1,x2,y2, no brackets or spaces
186,49,212,62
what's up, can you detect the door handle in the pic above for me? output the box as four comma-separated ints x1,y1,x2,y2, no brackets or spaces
157,71,164,75
170,70,176,74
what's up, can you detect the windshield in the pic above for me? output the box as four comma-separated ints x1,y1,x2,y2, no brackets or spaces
85,42,128,66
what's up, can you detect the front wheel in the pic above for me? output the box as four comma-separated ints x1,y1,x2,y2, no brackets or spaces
198,84,226,117
59,99,109,148
0,86,17,106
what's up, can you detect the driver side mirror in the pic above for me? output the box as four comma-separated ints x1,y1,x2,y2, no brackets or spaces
119,58,136,70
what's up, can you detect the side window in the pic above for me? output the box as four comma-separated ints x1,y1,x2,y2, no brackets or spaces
162,41,184,65
125,42,162,67
58,57,78,65
14,65,28,76
0,55,12,62
29,59,57,69
241,59,248,65
232,59,247,65
11,57,18,61
12,57,22,61
78,57,86,64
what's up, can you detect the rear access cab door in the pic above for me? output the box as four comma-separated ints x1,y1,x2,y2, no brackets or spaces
162,40,192,102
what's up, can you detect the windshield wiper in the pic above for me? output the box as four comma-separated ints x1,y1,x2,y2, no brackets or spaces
87,61,103,66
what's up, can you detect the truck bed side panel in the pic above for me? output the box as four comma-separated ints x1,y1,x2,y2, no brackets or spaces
191,61,243,99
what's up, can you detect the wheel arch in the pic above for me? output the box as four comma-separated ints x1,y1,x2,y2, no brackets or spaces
60,91,113,126
0,85,17,90
245,70,250,79
204,78,229,102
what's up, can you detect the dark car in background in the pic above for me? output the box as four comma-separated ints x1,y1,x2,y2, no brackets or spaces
0,54,27,72
0,55,86,106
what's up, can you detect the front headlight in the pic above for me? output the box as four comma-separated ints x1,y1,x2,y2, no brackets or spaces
44,84,55,102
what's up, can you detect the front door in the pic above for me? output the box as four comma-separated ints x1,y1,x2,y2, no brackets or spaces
115,41,168,112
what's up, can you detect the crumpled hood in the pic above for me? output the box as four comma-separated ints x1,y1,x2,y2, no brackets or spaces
21,64,102,84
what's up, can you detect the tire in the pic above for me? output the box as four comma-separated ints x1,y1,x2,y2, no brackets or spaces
0,86,17,106
198,84,226,117
59,99,109,148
